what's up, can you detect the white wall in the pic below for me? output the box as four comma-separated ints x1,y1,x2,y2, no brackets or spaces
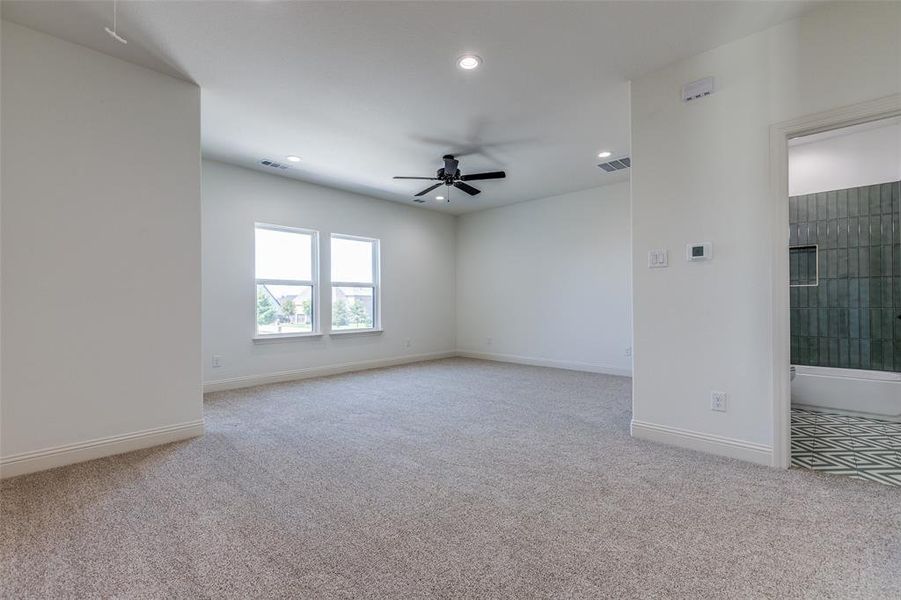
630,2,901,463
789,118,901,196
456,183,633,376
1,22,202,473
202,160,456,389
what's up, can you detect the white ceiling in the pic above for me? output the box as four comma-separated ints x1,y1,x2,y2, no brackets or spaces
789,116,901,196
2,1,818,214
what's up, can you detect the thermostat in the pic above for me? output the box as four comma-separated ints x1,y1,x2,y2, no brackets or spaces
686,242,712,261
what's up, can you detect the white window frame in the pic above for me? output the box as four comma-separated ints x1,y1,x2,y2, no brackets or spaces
253,222,321,340
329,233,381,334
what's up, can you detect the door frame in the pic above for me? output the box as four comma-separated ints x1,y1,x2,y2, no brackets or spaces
768,93,901,469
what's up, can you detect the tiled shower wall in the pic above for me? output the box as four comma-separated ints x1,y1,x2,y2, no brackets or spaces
789,181,900,373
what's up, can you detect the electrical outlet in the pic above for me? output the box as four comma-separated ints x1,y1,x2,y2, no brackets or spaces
625,347,632,357
485,337,493,346
212,354,222,368
710,391,727,412
404,338,412,348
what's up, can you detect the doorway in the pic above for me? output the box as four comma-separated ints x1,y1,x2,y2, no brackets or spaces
770,95,901,479
787,117,900,484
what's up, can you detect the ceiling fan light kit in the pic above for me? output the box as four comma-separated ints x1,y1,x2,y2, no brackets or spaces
393,154,505,203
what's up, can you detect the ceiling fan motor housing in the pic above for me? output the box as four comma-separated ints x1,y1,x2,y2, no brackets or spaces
439,154,460,184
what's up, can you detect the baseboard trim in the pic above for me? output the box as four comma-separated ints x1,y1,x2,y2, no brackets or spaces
457,350,632,377
0,419,205,480
630,419,773,466
203,351,458,393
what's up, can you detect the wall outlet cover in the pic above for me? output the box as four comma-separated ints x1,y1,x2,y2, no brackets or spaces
212,354,222,368
711,391,727,412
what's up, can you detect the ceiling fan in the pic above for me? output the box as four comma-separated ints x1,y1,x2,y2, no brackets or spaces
393,155,506,200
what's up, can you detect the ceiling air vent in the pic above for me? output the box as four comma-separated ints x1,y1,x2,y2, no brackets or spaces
412,198,426,203
260,159,290,170
597,157,631,173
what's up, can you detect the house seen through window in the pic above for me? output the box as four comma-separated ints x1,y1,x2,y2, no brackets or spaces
254,224,318,336
331,234,379,331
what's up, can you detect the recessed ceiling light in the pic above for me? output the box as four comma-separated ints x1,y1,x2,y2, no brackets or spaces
285,155,302,163
598,151,612,159
435,196,445,201
457,55,481,70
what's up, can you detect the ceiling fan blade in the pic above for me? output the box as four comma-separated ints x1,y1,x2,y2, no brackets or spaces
414,183,444,197
443,156,459,177
453,181,481,196
460,171,506,181
394,176,441,180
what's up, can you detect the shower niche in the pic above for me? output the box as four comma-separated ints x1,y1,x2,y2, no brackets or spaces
789,244,818,288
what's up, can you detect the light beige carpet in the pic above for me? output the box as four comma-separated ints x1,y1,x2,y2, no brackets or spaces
1,358,899,599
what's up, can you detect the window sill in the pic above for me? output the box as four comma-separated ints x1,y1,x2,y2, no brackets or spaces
252,332,323,343
329,328,383,337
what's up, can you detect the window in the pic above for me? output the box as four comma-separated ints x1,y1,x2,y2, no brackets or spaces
330,234,379,331
254,224,318,337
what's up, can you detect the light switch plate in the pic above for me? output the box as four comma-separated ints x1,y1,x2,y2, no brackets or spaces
648,249,668,268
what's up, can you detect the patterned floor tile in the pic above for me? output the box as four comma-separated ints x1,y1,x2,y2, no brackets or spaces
790,408,901,487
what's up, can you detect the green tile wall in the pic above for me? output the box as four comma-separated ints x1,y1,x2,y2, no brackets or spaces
789,181,900,373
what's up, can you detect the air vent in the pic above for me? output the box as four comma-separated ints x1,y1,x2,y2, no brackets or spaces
412,198,426,203
597,157,631,172
260,159,290,170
